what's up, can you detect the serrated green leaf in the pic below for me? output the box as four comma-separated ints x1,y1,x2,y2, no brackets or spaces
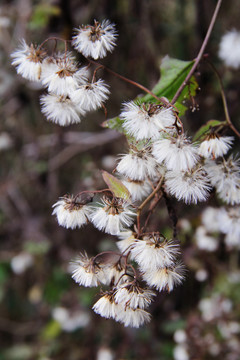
103,56,198,133
102,171,130,200
193,120,224,142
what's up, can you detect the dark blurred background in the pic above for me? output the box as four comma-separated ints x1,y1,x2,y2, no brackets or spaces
0,0,240,359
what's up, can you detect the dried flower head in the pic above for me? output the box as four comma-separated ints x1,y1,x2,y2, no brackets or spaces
152,135,199,171
204,156,240,205
11,40,46,81
52,194,92,229
41,57,88,96
71,252,107,287
198,134,234,159
40,94,86,126
165,166,211,204
142,262,186,292
121,101,176,141
72,20,117,59
131,234,180,271
116,148,158,181
71,79,110,111
90,196,136,235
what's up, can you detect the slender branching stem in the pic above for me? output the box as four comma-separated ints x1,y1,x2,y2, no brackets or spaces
171,0,222,104
205,59,240,138
137,177,164,235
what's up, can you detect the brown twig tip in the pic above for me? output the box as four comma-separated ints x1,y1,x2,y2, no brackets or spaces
171,0,222,105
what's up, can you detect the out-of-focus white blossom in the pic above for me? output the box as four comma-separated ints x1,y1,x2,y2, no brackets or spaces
201,206,221,233
11,252,34,274
173,345,189,360
174,329,187,344
218,29,240,69
198,295,232,322
72,20,117,59
52,307,90,332
195,226,219,252
195,269,208,282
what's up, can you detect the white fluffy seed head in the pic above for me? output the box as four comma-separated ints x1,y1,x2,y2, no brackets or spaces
142,263,186,292
198,135,234,159
131,234,180,271
41,58,88,96
152,135,199,171
11,40,46,81
121,178,153,202
71,253,105,287
90,196,136,235
114,283,156,309
116,307,151,328
218,29,240,69
116,149,158,181
72,20,117,59
204,157,240,205
121,101,176,141
70,79,110,111
164,167,212,204
40,94,86,126
52,195,92,229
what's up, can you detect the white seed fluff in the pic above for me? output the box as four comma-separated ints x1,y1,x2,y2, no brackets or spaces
40,94,86,126
165,167,211,204
198,136,234,159
11,40,46,81
52,196,92,229
72,20,117,59
121,101,176,141
152,135,199,171
70,79,110,111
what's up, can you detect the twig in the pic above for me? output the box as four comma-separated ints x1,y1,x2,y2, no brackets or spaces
205,59,240,138
171,0,222,104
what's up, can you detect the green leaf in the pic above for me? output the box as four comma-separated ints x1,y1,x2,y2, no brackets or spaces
141,56,197,114
103,56,198,133
41,320,61,340
102,171,130,200
28,4,61,30
193,120,224,142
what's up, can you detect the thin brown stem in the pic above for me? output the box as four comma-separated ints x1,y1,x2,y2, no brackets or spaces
205,59,240,138
171,0,222,104
86,58,170,105
143,192,163,231
137,176,164,235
